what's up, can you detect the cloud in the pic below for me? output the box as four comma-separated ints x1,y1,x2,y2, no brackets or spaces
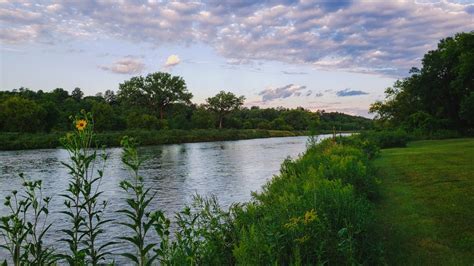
164,54,180,68
1,0,473,76
99,57,145,74
258,84,307,102
282,71,308,75
335,89,369,97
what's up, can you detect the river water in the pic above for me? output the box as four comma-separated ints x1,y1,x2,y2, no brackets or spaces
0,135,333,262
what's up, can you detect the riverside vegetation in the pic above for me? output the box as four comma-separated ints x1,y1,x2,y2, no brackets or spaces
0,72,372,151
0,111,385,265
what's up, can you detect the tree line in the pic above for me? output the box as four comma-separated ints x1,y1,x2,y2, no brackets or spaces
0,72,372,133
370,31,474,135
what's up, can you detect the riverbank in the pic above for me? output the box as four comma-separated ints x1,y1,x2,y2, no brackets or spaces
0,129,314,150
373,138,474,264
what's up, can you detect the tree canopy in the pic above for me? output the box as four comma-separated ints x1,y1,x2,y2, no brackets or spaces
118,72,192,119
370,31,474,133
206,91,245,129
0,72,372,133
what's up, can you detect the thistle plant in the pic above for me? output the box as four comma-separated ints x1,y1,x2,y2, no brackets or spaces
118,136,170,265
59,110,113,265
0,174,56,265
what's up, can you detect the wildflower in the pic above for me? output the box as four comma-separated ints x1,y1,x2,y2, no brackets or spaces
76,119,87,131
303,209,318,224
284,217,301,230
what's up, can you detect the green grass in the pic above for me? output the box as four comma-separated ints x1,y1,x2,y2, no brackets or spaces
373,138,474,265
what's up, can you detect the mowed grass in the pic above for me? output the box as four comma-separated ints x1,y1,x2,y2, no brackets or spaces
373,138,474,265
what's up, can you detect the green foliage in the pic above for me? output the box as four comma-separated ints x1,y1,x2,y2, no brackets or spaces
126,113,162,130
460,92,474,127
163,195,236,265
370,32,474,133
359,129,410,148
0,176,56,265
230,139,382,264
59,111,114,265
0,85,371,138
206,91,245,129
191,106,215,129
0,96,46,132
118,72,192,119
118,136,171,265
91,101,116,131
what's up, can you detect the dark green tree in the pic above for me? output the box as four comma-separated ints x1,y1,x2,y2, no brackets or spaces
118,72,193,120
370,31,474,132
71,87,84,101
0,96,46,132
206,91,245,129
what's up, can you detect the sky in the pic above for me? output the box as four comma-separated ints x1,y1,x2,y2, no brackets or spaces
1,0,473,117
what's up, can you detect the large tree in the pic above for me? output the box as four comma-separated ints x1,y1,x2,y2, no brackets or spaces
370,31,474,132
118,72,193,119
0,96,46,132
206,91,245,129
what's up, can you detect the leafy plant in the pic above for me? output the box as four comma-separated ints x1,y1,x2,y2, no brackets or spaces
59,111,113,265
167,195,235,265
118,136,170,265
0,175,56,265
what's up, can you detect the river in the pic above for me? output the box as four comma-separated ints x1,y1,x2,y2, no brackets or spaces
0,134,334,261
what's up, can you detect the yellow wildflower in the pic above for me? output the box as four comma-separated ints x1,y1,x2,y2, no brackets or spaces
303,209,318,224
76,119,87,131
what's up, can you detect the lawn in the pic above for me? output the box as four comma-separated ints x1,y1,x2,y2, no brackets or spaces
373,138,474,265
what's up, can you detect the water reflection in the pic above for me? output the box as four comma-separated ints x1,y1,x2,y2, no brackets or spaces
0,135,336,260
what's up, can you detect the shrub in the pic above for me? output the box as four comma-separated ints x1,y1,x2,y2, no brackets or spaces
360,129,410,148
230,139,381,264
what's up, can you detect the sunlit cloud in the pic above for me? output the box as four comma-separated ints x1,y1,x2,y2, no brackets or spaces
99,57,145,74
164,54,180,68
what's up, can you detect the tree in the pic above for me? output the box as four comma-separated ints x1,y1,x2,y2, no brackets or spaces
0,96,46,132
91,101,115,131
71,87,84,101
118,72,193,120
370,31,474,131
206,91,245,129
191,105,215,129
460,92,474,126
104,90,118,104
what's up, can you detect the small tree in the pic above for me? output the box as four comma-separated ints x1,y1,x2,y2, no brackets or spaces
206,91,245,129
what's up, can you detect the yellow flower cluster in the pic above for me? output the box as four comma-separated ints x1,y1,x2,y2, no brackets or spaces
284,209,319,230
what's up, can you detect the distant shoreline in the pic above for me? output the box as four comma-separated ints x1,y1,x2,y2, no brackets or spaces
0,129,354,151
0,129,357,151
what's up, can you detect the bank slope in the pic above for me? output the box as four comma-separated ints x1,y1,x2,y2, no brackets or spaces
374,138,474,264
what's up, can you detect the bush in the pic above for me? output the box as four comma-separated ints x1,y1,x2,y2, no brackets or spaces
360,129,410,148
230,139,382,264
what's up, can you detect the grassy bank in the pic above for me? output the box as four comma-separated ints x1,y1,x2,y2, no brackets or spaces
224,137,382,264
373,138,474,264
0,129,309,150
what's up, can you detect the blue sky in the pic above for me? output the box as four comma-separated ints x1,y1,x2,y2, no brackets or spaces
1,0,473,117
